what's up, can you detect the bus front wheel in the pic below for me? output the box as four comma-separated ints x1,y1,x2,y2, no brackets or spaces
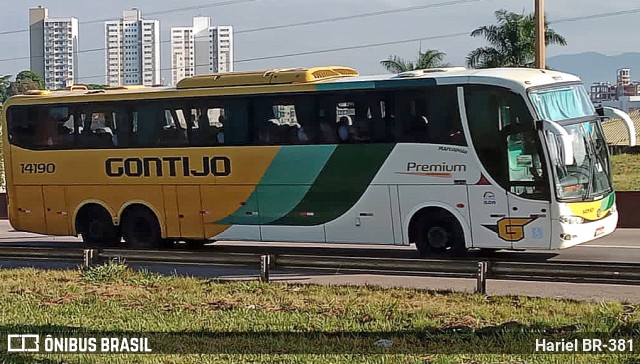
411,209,466,257
121,206,162,250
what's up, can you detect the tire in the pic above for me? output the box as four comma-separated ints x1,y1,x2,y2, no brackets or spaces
121,207,162,250
414,214,466,258
184,239,208,250
78,206,121,247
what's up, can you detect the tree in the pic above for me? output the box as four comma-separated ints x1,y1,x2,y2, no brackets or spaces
380,49,450,73
4,70,45,97
8,78,41,97
466,9,567,68
0,75,11,104
15,70,45,90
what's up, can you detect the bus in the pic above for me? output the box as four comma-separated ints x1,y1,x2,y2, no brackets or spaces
0,66,628,256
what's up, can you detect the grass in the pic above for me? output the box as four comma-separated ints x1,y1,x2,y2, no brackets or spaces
0,262,637,363
611,153,640,191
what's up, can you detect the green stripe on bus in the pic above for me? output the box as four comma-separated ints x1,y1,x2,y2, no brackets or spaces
316,81,376,91
374,78,437,89
270,143,395,226
602,193,615,211
316,78,437,92
217,145,336,225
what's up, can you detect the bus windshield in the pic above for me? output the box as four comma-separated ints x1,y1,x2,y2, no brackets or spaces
529,84,595,122
529,84,612,201
545,120,612,201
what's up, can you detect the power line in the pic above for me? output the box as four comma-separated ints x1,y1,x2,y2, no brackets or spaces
235,0,485,34
76,31,471,81
551,7,640,24
71,5,640,82
0,0,262,36
0,0,487,63
5,4,640,82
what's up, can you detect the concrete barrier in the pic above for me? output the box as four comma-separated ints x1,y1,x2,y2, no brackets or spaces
0,191,638,227
616,191,640,228
0,193,6,220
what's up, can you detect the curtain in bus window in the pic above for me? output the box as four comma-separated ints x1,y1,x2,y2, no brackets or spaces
225,99,249,145
136,104,163,147
530,87,594,122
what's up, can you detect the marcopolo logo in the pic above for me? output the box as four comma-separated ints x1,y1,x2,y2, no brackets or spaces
397,162,467,178
437,146,468,154
105,156,231,178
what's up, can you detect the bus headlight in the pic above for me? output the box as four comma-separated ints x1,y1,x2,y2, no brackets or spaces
559,215,584,224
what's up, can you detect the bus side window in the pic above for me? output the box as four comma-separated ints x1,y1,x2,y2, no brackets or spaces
8,107,36,148
254,97,304,145
8,105,76,150
185,103,225,147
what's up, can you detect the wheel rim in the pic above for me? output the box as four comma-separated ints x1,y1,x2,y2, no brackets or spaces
427,226,449,249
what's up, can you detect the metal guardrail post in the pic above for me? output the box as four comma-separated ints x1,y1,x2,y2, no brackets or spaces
83,249,100,268
476,261,487,295
260,254,271,283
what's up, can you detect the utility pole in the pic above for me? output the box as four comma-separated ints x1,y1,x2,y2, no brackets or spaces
535,0,546,69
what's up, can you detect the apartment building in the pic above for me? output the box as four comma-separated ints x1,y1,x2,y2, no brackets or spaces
171,16,233,85
29,6,79,90
105,9,160,86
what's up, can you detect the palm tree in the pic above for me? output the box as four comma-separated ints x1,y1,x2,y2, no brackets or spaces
466,9,566,68
381,49,450,73
0,75,12,104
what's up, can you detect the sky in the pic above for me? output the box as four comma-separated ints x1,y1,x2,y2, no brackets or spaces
1,0,639,85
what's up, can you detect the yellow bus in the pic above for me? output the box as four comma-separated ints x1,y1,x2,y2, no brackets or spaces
1,66,622,255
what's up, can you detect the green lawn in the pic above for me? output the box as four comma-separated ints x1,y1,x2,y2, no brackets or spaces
612,153,640,191
0,263,638,363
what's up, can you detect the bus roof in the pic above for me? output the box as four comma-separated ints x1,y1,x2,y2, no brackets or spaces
4,66,582,105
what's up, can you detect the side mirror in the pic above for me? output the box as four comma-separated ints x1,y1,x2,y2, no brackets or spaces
603,106,637,147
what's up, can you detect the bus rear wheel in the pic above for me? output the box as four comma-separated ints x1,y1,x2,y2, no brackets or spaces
412,209,466,257
121,206,162,250
184,239,208,250
77,205,121,247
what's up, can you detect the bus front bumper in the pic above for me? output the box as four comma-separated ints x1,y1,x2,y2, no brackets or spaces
551,210,618,250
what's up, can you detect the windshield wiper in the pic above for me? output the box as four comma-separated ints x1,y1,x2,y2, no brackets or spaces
583,136,597,201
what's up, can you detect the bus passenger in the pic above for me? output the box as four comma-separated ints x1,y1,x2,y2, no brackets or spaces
34,108,56,147
217,115,225,144
337,115,352,142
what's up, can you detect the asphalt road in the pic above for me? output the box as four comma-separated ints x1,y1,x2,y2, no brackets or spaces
0,221,639,302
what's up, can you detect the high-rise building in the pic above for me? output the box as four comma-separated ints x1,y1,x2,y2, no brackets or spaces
105,9,160,86
170,17,233,85
29,6,79,90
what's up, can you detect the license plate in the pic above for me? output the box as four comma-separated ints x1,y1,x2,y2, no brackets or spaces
594,227,605,237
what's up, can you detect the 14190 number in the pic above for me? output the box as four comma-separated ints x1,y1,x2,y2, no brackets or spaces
20,163,56,174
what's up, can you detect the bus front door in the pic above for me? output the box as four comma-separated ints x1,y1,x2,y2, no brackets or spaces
468,184,512,250
504,130,551,249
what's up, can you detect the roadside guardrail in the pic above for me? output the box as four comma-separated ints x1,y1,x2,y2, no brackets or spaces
0,246,639,294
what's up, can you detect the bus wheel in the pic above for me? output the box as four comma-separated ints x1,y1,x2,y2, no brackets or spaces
411,209,466,257
77,205,121,247
184,240,208,250
121,206,161,250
